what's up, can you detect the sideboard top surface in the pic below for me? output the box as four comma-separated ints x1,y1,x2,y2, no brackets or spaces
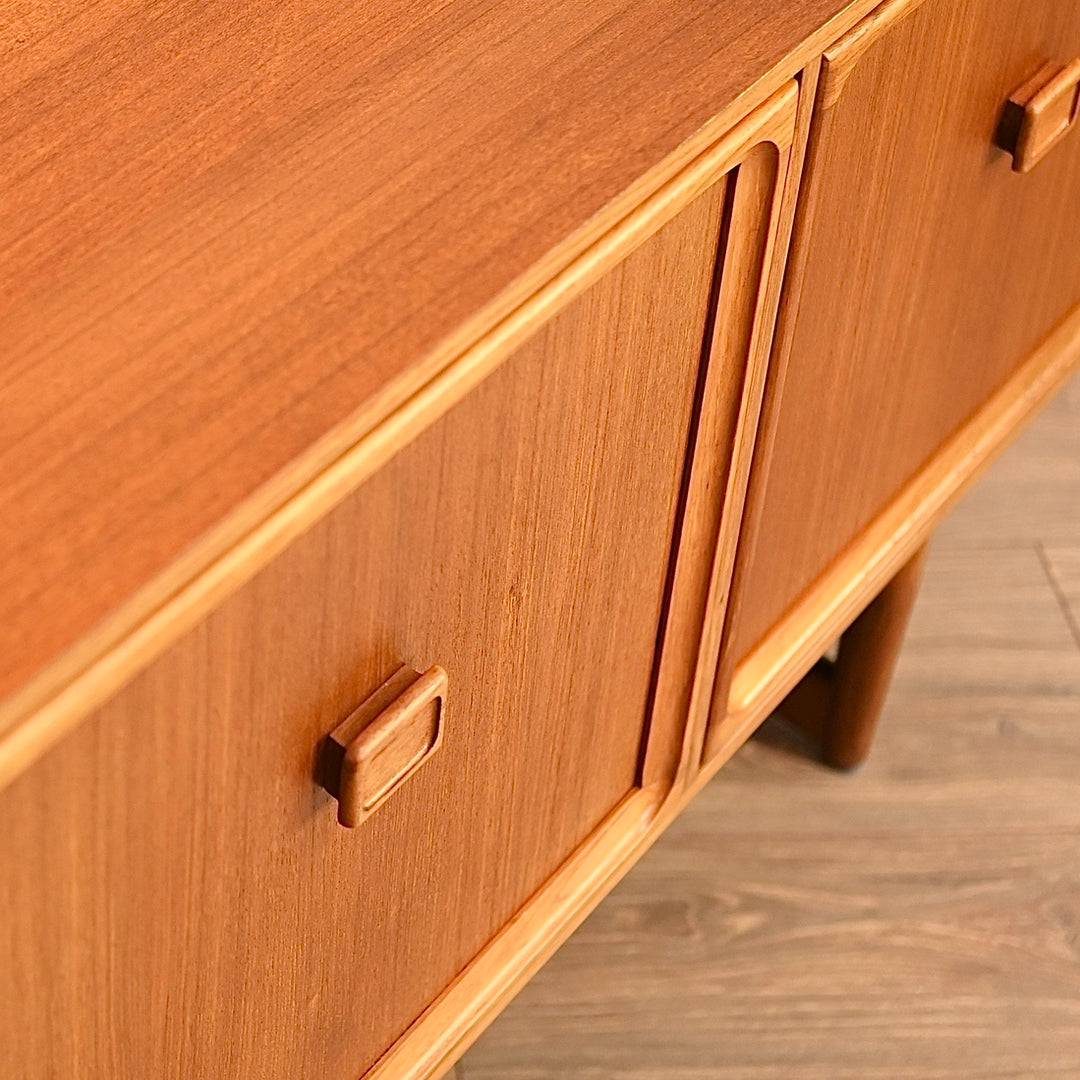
0,0,861,710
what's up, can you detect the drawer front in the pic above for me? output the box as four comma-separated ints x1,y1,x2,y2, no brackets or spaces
725,0,1080,670
0,175,740,1076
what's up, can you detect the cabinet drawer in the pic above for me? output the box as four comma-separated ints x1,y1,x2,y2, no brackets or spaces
712,0,1080,747
0,87,797,1080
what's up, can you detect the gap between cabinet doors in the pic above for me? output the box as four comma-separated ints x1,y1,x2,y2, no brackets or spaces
362,70,818,1080
0,79,806,1080
644,73,818,796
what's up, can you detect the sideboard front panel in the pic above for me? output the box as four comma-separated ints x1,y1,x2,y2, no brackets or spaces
0,176,737,1079
725,0,1080,672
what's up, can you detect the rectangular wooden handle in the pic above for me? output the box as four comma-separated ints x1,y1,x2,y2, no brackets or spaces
996,58,1080,173
322,665,448,827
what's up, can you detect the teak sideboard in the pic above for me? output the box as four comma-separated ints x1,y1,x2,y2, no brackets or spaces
2,0,1079,1076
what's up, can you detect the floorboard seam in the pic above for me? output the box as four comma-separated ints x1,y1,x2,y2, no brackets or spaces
1034,542,1080,654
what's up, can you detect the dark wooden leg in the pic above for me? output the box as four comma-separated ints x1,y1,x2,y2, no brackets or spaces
780,543,929,769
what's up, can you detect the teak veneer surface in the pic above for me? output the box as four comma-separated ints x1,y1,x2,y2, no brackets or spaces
726,0,1080,665
0,0,863,711
0,176,732,1080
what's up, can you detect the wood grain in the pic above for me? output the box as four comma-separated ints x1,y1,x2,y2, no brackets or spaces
0,0,877,722
712,298,1080,759
459,409,1080,1077
0,81,799,799
724,0,1080,667
721,295,1080,756
0,170,732,1080
364,790,663,1080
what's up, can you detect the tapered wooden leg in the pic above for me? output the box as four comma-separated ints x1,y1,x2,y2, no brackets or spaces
780,543,930,769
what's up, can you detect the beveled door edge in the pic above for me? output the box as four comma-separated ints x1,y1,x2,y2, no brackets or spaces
348,72,810,1080
643,75,810,797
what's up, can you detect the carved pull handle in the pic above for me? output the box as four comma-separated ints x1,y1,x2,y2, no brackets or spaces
996,58,1080,173
320,665,447,827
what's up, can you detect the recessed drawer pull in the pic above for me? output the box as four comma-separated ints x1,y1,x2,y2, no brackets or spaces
996,58,1080,173
320,665,448,827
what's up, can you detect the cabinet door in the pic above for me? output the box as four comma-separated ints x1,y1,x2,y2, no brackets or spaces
711,0,1080,753
0,91,797,1080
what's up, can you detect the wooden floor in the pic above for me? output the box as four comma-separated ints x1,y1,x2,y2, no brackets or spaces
460,371,1080,1080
